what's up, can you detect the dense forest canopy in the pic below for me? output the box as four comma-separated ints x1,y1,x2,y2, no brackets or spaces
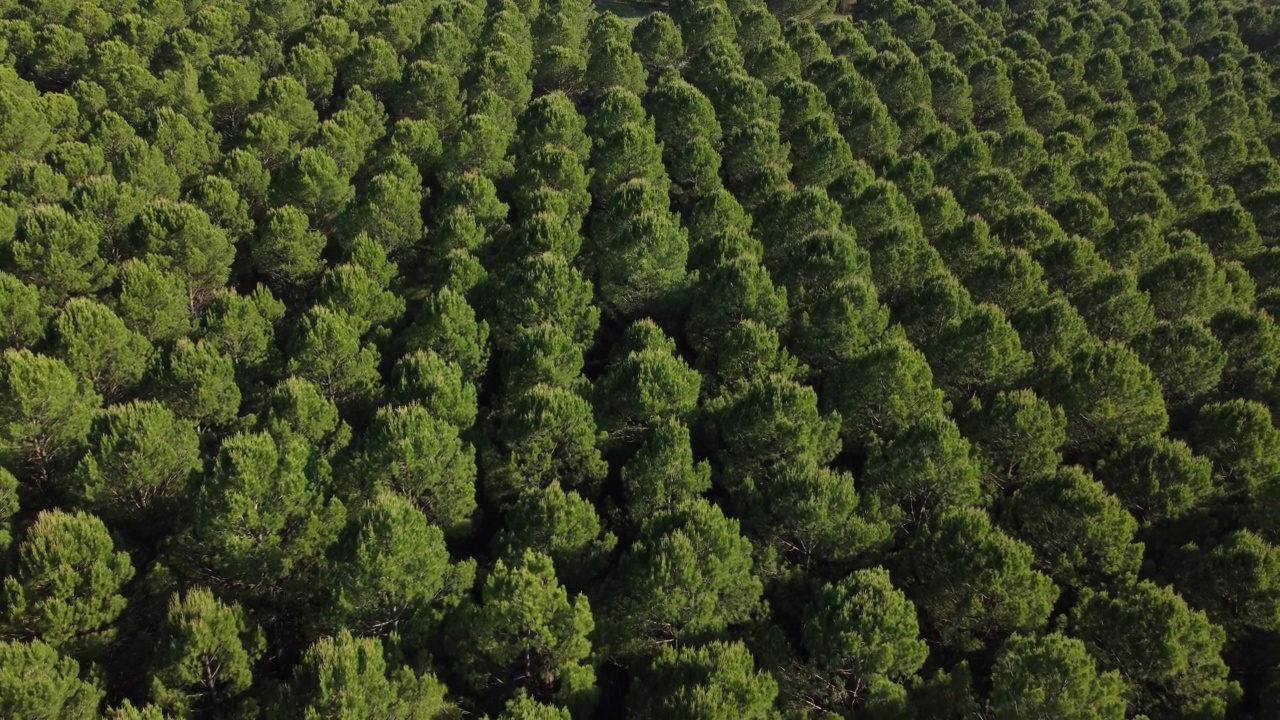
1,0,1280,716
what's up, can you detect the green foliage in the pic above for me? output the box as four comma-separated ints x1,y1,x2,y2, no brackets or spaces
1176,530,1280,638
0,467,15,556
0,0,1278,713
498,692,570,719
287,306,382,407
179,431,345,606
587,39,647,98
390,351,477,430
346,156,425,255
826,336,944,445
604,498,762,658
68,400,200,532
490,253,599,352
588,180,690,322
448,111,515,179
589,95,668,198
862,415,982,531
132,200,236,309
594,320,700,440
703,368,841,487
149,588,264,716
165,338,241,428
253,205,328,287
1005,467,1144,586
1096,437,1215,529
1072,580,1242,717
988,633,1126,720
327,490,474,641
261,376,351,462
962,389,1066,492
114,260,192,344
619,419,711,524
0,639,103,719
0,349,99,483
485,383,607,505
925,302,1032,398
403,288,490,382
1045,341,1169,454
3,510,135,655
275,148,355,230
898,508,1058,652
804,568,928,696
450,550,595,710
50,298,153,401
280,630,454,720
1133,319,1227,406
1192,399,1280,501
317,261,406,336
10,204,110,302
1140,248,1235,322
0,272,47,350
649,73,723,203
633,14,684,73
686,255,788,358
493,481,615,591
354,404,477,538
629,641,778,719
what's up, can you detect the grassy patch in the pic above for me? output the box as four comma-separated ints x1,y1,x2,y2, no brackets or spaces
594,0,654,23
